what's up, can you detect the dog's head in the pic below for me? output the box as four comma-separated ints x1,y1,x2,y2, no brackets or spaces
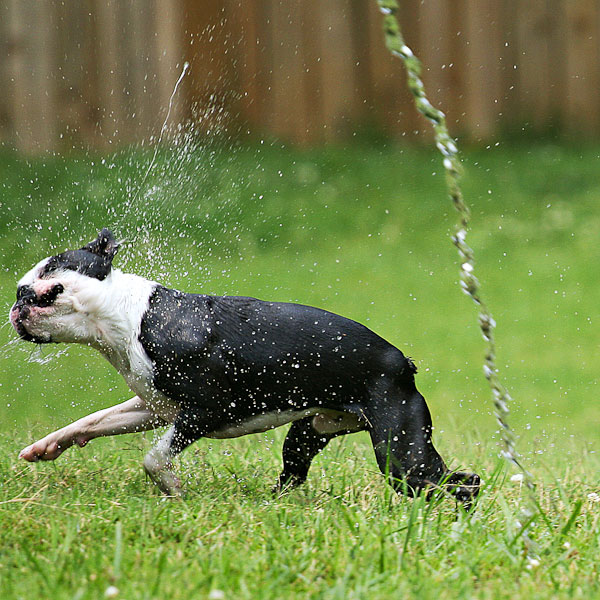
10,228,120,344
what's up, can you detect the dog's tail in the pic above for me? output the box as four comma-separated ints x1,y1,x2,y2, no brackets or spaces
405,356,418,375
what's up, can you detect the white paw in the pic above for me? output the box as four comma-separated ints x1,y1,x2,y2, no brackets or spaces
19,436,70,461
143,453,182,496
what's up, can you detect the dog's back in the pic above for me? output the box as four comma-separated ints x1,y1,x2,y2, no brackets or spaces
139,287,416,416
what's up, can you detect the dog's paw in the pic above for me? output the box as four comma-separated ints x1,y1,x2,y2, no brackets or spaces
445,471,481,510
149,470,183,497
19,436,71,462
272,473,305,496
142,454,183,497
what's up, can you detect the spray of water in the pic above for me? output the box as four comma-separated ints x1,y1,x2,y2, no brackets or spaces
102,61,252,289
132,61,190,222
375,0,537,537
0,61,250,425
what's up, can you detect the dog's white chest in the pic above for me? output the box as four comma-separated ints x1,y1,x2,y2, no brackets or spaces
105,341,180,421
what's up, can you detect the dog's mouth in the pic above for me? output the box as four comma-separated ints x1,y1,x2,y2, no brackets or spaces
10,308,53,344
15,322,52,344
19,328,52,344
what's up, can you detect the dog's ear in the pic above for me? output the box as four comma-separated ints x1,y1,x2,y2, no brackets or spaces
83,228,120,262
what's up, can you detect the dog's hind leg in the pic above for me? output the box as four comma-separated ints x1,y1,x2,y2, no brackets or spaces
143,426,183,496
365,381,481,505
275,416,357,492
365,381,449,498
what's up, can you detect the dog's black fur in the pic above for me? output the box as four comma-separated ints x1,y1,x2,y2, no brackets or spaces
139,286,479,502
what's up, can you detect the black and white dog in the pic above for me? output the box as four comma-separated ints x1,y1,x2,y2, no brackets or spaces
10,229,480,504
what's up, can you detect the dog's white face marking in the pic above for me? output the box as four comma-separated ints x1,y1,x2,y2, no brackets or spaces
12,267,100,344
17,257,51,288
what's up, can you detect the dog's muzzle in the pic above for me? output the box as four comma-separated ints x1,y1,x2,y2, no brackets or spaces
10,304,52,344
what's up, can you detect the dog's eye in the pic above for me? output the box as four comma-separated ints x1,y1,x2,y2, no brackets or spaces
38,283,65,307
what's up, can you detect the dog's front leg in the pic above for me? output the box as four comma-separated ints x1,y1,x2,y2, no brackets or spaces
142,426,183,496
19,395,165,462
142,409,212,497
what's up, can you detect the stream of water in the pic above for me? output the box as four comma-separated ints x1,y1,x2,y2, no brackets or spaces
376,0,538,554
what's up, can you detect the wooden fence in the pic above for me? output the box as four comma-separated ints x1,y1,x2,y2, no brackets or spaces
1,0,600,153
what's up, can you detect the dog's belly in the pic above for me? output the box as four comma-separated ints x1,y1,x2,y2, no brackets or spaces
206,409,363,439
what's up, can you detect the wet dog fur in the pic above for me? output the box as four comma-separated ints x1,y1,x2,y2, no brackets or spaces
11,229,480,504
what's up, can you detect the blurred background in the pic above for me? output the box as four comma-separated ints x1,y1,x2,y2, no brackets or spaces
1,0,599,152
0,1,598,478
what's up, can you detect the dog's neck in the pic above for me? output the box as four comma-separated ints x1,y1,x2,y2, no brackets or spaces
87,269,156,373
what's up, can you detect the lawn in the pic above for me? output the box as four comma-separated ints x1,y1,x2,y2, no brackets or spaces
0,140,598,599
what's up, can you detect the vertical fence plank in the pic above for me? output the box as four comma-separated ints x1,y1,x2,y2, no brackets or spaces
0,7,10,143
461,0,505,141
419,0,457,133
399,0,423,136
247,0,274,139
83,0,103,149
183,0,233,134
118,0,140,143
5,0,57,153
348,0,374,130
270,0,310,144
364,0,414,139
93,0,127,146
313,0,358,142
486,0,520,135
55,0,95,149
0,1,10,144
494,0,519,133
126,0,158,141
35,1,58,152
299,0,325,142
545,0,569,132
154,0,185,136
443,1,469,136
514,0,552,131
564,0,600,135
224,0,262,134
6,0,27,151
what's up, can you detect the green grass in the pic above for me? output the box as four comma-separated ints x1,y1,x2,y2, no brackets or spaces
0,140,599,598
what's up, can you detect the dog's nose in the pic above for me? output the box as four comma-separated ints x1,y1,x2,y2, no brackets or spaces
11,303,30,324
10,303,32,339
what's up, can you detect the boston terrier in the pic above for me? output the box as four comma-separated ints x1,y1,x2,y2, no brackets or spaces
10,229,480,504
